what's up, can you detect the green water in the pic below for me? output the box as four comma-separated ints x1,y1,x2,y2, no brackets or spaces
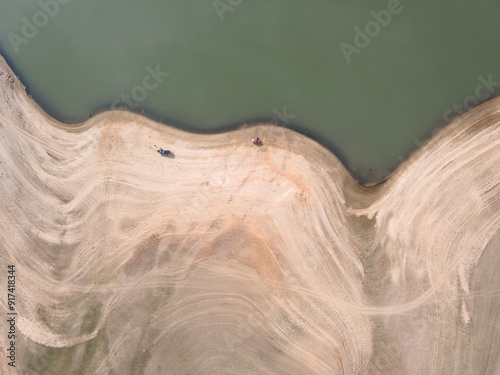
1,0,499,183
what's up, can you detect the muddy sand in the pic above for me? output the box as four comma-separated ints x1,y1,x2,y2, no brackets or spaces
0,57,499,374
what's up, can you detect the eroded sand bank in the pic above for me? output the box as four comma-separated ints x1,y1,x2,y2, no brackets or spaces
0,57,499,374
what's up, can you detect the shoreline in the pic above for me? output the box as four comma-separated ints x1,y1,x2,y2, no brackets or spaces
0,52,496,190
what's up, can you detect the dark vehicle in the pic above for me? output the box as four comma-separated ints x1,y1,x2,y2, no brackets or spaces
157,148,171,156
154,145,172,156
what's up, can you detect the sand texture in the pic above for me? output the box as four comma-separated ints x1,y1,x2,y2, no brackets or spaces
0,57,499,375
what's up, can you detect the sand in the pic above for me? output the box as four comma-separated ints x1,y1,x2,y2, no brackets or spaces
0,56,499,375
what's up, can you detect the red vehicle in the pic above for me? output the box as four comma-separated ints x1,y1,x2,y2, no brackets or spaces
252,137,262,145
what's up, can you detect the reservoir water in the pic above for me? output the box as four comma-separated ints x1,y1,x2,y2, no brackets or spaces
1,0,499,183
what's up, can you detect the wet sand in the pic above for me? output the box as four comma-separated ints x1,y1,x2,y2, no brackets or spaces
0,56,499,374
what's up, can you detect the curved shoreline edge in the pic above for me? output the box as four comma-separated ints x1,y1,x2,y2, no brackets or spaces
0,51,497,189
0,52,499,374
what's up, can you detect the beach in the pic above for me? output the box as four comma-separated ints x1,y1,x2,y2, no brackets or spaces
0,56,499,374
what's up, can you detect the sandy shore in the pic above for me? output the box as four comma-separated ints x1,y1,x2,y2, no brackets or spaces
0,56,499,374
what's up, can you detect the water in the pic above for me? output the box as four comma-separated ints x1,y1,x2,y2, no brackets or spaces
1,0,499,183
